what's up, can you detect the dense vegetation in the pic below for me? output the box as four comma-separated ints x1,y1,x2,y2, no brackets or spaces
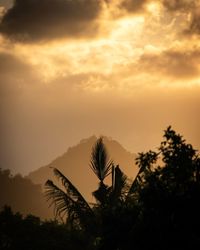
1,127,200,249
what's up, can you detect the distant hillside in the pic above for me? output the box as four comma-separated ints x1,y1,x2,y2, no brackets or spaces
0,169,53,220
28,136,138,202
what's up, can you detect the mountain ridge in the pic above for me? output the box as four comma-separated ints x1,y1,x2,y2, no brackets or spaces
27,135,138,202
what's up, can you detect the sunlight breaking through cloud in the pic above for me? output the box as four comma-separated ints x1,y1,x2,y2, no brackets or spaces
0,0,199,174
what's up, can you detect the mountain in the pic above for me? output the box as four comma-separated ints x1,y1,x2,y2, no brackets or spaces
0,169,53,220
27,136,138,203
0,136,137,220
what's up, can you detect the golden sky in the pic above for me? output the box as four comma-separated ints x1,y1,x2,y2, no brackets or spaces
0,0,200,174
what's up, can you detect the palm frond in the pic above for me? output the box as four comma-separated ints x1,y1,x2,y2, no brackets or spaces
53,168,92,213
126,165,145,200
111,165,128,202
45,180,76,220
45,169,94,229
90,137,113,182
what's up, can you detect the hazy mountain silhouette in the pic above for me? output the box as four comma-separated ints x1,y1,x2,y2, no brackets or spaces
1,129,200,250
28,136,137,202
0,169,53,219
0,136,137,219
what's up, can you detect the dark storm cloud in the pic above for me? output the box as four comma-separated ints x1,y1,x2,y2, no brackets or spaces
0,0,102,42
138,49,200,79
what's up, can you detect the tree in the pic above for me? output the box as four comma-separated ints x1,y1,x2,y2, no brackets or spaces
45,137,133,249
45,168,94,231
45,128,200,250
0,206,85,250
126,126,200,250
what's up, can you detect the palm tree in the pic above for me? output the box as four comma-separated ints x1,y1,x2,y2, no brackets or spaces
45,137,130,227
45,168,94,230
45,138,115,227
45,136,136,250
90,137,113,206
44,137,140,249
90,137,129,206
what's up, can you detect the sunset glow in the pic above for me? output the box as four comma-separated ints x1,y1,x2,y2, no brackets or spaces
0,0,199,174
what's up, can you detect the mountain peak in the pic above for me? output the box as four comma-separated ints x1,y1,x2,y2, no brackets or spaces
28,135,137,201
79,135,97,144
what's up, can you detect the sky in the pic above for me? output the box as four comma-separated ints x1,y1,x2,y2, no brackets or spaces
0,0,200,175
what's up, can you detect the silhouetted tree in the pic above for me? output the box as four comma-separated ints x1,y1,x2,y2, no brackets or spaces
125,126,200,250
44,128,200,250
45,168,95,232
0,206,79,250
45,137,138,250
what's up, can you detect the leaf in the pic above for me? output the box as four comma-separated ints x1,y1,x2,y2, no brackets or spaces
45,180,75,220
90,137,113,182
53,168,91,212
45,169,94,229
111,165,128,201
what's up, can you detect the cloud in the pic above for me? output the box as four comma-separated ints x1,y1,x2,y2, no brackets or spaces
117,0,200,38
137,49,200,79
0,52,38,96
162,0,195,12
161,0,200,36
0,52,29,74
0,0,13,8
120,0,150,13
0,0,103,42
186,7,200,35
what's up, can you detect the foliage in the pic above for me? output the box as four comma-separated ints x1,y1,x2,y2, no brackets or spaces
1,127,200,250
0,205,87,250
90,137,113,182
45,168,94,231
127,126,200,250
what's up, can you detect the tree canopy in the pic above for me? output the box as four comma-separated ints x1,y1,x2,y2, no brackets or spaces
1,127,200,250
